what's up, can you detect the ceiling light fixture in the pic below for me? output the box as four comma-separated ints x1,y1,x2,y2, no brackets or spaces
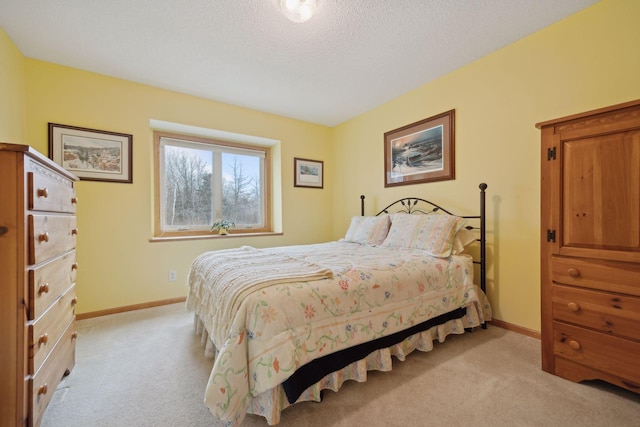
280,0,317,23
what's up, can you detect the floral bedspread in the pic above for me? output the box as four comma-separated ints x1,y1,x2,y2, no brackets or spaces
186,241,485,426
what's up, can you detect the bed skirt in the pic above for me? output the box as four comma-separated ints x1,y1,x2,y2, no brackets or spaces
193,298,489,425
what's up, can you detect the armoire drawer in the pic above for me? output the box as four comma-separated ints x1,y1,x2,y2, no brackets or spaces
552,284,640,341
27,169,77,214
551,256,640,296
29,285,77,374
30,319,77,427
28,251,77,321
553,322,640,385
28,214,77,265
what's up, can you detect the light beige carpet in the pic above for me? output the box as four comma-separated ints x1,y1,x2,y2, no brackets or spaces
42,303,640,427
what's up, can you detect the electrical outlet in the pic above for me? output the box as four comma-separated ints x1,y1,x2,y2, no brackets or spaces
168,270,177,282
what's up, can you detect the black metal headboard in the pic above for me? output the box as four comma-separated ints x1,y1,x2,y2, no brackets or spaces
360,183,487,295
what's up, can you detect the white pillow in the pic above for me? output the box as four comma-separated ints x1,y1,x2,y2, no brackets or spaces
381,213,466,257
452,227,477,255
343,215,391,245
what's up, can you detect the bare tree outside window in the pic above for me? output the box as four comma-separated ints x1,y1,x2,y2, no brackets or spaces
164,146,212,228
222,155,261,226
156,132,268,236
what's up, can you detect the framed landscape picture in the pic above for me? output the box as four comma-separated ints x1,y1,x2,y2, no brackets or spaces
384,109,455,187
294,157,323,188
49,123,133,183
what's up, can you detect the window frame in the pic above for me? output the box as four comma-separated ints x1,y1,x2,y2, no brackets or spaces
153,131,272,238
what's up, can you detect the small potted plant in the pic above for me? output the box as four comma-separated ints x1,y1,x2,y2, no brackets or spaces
211,219,235,235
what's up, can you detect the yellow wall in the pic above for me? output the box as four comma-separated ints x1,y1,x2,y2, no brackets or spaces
331,0,640,331
0,28,25,142
1,0,638,328
23,61,332,314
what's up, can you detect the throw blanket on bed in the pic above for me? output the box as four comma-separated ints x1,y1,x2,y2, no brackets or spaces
187,246,333,346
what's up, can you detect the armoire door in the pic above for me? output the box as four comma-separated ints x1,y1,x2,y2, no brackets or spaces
547,117,640,264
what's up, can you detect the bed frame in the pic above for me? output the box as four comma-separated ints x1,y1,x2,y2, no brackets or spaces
361,182,488,296
281,183,491,401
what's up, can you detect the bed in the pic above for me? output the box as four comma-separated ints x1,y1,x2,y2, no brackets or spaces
186,183,491,426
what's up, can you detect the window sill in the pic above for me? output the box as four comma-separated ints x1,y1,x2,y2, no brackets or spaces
149,231,283,243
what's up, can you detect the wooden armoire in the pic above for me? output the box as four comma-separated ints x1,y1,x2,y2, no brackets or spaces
536,99,640,394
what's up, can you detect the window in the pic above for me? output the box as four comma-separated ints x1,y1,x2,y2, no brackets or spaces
154,131,271,237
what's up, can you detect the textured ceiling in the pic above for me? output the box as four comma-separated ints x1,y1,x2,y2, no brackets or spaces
0,0,598,126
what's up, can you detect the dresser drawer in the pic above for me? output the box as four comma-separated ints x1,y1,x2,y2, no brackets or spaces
553,322,640,385
28,215,77,265
29,285,76,374
551,256,640,296
552,284,640,341
28,251,77,321
27,166,77,214
30,319,76,427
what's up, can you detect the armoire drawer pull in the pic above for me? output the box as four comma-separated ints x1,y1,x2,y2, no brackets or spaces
38,232,49,243
37,188,49,198
38,333,48,345
568,268,580,278
568,340,581,351
567,302,580,312
38,283,50,294
38,383,48,395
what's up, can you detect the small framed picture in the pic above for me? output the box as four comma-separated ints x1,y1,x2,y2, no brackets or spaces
384,109,455,187
48,123,133,183
294,157,323,189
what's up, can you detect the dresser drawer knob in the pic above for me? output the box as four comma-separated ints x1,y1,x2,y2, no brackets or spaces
38,283,50,294
71,297,78,306
72,228,79,235
71,196,79,204
568,268,580,278
38,333,49,345
72,262,79,271
38,232,49,243
567,302,580,312
37,188,49,198
38,383,48,395
568,340,581,351
71,331,78,340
